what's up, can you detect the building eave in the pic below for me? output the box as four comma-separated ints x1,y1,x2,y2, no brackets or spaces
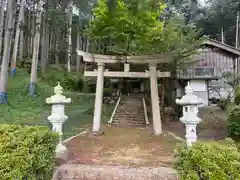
203,38,240,56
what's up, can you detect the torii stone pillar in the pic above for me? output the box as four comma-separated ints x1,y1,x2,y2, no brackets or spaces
92,62,105,134
149,63,162,135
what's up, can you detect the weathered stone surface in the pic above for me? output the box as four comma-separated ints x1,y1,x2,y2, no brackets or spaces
53,164,178,180
111,96,146,128
176,82,202,146
56,143,68,161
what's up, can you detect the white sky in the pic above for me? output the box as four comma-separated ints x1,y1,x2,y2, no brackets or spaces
199,0,206,6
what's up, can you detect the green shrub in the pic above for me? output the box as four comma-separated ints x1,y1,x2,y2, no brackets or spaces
40,70,84,92
17,58,32,73
235,87,240,105
0,124,59,180
228,106,240,138
217,99,230,110
84,80,96,93
103,88,115,97
174,139,240,180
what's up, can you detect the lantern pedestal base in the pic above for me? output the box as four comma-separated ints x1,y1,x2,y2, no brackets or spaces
89,131,105,137
56,143,68,161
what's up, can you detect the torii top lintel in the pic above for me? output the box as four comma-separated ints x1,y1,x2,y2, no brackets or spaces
76,50,175,64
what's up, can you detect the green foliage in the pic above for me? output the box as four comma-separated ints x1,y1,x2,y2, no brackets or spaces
218,99,230,110
0,69,52,124
103,87,115,97
0,124,59,180
40,70,85,92
195,0,240,45
235,87,240,105
228,106,240,138
84,80,96,93
17,58,32,72
85,0,167,55
174,139,240,180
0,68,114,139
85,0,203,75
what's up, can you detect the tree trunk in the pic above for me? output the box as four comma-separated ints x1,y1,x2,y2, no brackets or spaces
19,27,24,61
55,34,60,66
45,27,49,67
161,79,165,115
76,32,81,72
27,9,32,57
234,10,239,95
0,1,5,60
29,1,44,95
67,0,73,72
236,10,239,49
30,4,36,57
49,31,53,53
221,25,224,43
7,8,16,63
0,0,14,104
40,8,48,73
11,0,26,76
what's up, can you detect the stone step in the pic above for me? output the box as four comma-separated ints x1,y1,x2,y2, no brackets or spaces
53,164,178,180
116,110,144,112
121,100,142,102
122,97,143,99
116,108,144,112
118,106,143,109
116,110,144,116
113,120,145,124
111,123,146,128
114,117,145,120
118,105,143,107
113,116,145,119
115,115,144,118
113,117,145,121
114,116,145,119
118,104,143,109
121,99,142,102
119,103,142,106
112,120,146,125
110,96,147,129
114,113,145,118
121,99,142,101
120,101,142,104
115,111,144,116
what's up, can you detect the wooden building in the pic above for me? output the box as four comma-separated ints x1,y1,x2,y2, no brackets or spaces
177,38,240,106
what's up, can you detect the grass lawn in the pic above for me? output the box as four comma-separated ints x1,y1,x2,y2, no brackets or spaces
0,69,114,139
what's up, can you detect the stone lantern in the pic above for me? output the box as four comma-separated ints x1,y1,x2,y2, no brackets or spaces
46,82,71,160
176,82,203,147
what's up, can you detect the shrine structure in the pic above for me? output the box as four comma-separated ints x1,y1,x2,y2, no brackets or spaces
77,50,175,135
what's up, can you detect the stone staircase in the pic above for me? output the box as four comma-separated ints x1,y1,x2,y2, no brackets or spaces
53,164,178,180
111,95,146,128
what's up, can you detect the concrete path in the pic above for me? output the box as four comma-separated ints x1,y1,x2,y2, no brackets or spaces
53,164,178,180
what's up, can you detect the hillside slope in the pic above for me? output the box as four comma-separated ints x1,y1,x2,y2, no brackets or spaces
0,69,113,139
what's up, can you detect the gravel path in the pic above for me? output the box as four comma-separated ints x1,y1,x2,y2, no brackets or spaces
53,164,178,180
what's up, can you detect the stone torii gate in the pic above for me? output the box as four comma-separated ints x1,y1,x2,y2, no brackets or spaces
77,50,173,136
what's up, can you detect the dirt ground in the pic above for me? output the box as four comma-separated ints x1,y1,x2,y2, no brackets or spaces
55,106,228,179
65,126,180,167
64,106,228,168
164,106,228,140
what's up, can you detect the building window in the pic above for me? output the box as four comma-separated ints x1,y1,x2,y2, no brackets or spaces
195,67,214,77
181,69,194,77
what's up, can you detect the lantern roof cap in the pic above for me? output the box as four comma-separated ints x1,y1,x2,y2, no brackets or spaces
176,82,203,106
